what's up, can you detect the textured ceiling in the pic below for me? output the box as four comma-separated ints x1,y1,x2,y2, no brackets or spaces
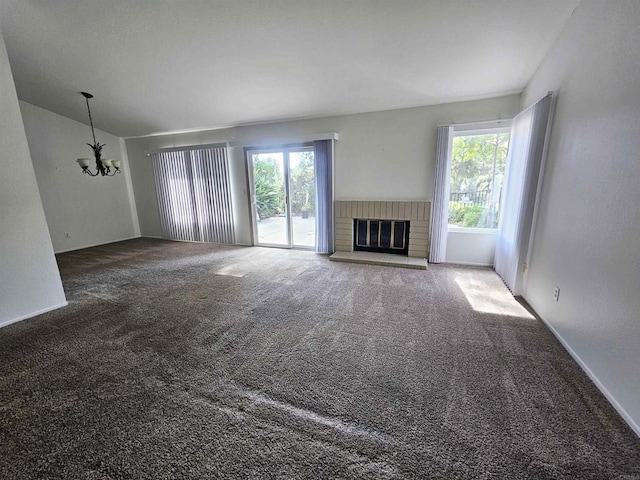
0,0,580,137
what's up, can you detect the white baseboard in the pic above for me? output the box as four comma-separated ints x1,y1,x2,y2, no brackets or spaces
142,236,252,247
59,235,252,248
533,308,640,438
55,236,142,254
0,301,68,329
444,261,493,267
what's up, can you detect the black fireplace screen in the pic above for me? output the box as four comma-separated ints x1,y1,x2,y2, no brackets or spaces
353,219,410,255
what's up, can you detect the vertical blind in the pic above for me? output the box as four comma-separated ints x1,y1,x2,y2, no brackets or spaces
429,125,454,263
151,146,235,244
314,139,334,254
494,94,552,294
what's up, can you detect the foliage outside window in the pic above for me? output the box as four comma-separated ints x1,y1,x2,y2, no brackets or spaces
252,151,315,220
289,151,315,216
449,132,510,229
253,156,285,219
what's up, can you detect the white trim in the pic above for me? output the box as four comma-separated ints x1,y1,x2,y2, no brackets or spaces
0,302,68,329
535,309,640,438
453,126,512,136
230,132,338,148
54,235,141,254
441,118,512,131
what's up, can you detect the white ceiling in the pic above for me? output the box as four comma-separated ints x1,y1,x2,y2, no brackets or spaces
0,0,580,137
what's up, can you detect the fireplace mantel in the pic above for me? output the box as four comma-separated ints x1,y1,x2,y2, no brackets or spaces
334,201,430,258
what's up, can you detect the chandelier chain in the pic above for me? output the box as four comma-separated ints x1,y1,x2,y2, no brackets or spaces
85,96,97,146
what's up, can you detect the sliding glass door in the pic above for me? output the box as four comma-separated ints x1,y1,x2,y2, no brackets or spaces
248,147,315,249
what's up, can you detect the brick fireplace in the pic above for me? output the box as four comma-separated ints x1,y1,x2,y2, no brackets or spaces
334,201,430,258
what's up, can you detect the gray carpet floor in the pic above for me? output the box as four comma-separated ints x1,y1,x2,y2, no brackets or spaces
1,238,639,479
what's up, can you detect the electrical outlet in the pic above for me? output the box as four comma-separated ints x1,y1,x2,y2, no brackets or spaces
553,286,560,302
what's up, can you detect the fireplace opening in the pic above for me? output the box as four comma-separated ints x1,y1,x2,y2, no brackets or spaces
353,219,410,255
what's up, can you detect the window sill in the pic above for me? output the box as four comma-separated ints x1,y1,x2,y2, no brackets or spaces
448,226,499,235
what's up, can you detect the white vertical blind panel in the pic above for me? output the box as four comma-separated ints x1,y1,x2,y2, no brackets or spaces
152,151,197,241
152,146,235,244
202,147,234,244
190,150,207,241
495,94,551,294
195,149,212,242
429,125,454,263
152,154,169,236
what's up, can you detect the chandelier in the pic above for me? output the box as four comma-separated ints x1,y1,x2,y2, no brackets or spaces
75,92,121,176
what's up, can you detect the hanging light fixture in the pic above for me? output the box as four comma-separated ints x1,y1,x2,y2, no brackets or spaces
75,92,121,176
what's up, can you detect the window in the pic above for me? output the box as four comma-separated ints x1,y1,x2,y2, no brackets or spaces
448,128,510,230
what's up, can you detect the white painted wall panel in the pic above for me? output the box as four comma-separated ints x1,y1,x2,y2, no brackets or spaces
521,0,640,434
0,27,66,327
19,101,139,253
446,231,497,266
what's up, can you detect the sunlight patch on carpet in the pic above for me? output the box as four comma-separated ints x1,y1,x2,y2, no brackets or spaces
455,275,534,319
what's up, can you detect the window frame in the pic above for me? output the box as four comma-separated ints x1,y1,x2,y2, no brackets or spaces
447,126,512,233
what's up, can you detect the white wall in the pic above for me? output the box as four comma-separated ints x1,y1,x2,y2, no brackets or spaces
126,95,520,245
521,0,640,434
20,101,139,253
0,27,66,327
446,231,497,266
